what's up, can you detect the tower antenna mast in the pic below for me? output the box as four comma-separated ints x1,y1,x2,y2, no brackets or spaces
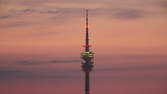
81,9,94,94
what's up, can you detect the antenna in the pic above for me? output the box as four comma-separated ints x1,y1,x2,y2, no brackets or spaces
85,9,89,52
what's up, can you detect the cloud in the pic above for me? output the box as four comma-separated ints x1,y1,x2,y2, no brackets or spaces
111,8,144,20
3,7,80,16
0,15,12,19
96,64,167,72
101,74,167,80
0,8,145,29
101,54,167,62
158,0,167,8
0,8,83,28
47,75,71,79
16,60,42,65
0,70,32,80
0,8,57,20
0,21,31,28
12,8,58,14
0,0,166,22
92,8,145,19
0,69,74,80
14,0,111,5
49,59,81,63
94,63,167,80
0,5,145,20
15,59,81,65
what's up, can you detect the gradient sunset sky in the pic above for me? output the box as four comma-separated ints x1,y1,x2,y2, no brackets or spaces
0,0,167,94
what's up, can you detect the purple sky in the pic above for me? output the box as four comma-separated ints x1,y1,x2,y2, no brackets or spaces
0,0,167,94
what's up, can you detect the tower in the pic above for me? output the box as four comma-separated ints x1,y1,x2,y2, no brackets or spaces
81,9,94,94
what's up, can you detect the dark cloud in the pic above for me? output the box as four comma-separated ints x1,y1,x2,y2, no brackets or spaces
8,8,81,15
94,8,144,18
0,8,83,27
101,54,167,61
87,8,145,20
0,0,166,22
17,0,111,5
96,64,167,72
111,8,144,19
43,8,145,20
0,69,74,80
47,75,71,79
0,70,32,80
16,60,42,65
13,8,55,14
101,74,167,80
16,59,81,65
0,21,31,28
49,59,81,63
51,8,145,20
0,15,12,19
0,7,145,20
95,63,167,80
158,0,167,8
48,8,83,23
0,8,56,20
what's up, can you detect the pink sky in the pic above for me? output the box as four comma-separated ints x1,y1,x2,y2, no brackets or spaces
0,0,167,94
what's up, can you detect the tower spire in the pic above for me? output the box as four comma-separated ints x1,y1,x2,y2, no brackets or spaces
81,9,94,94
85,9,89,52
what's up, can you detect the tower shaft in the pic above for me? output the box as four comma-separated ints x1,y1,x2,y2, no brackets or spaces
85,71,90,94
81,9,94,94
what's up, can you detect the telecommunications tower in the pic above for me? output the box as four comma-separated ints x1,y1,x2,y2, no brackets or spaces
81,9,94,94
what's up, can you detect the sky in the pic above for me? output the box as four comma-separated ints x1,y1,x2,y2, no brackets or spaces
0,0,167,94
